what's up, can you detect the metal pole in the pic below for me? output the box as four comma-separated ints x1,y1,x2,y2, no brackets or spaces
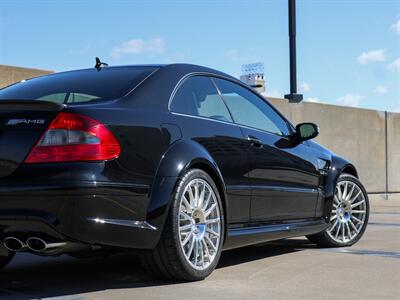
385,111,389,200
284,0,303,103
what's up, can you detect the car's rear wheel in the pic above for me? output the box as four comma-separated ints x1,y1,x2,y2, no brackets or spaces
141,169,224,281
0,245,15,270
307,174,369,247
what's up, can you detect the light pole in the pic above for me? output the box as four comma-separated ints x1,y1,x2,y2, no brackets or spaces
284,0,303,103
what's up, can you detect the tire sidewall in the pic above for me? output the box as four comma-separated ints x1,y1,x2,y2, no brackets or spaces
170,169,225,280
324,174,369,247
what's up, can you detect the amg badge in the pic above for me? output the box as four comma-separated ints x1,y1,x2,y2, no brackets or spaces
6,119,45,125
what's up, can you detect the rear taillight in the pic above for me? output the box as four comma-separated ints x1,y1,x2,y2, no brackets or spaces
25,112,121,163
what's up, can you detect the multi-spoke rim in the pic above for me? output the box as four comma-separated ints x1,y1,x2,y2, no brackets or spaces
178,178,221,271
327,180,367,244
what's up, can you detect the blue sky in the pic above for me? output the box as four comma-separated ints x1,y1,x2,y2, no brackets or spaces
1,0,399,111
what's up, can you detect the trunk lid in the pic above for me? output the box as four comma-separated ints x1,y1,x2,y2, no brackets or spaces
0,100,63,178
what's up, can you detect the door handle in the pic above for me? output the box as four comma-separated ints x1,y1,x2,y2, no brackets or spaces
247,135,263,148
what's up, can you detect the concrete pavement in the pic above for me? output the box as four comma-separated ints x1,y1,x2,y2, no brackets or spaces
0,198,399,300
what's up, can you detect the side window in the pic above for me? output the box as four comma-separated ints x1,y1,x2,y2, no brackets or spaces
38,93,99,104
38,93,67,104
214,78,290,136
67,93,100,103
170,76,233,123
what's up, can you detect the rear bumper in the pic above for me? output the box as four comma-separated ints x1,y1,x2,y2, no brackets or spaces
0,181,163,250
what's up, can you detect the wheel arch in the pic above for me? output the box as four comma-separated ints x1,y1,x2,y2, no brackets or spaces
322,156,360,221
341,164,359,178
147,140,229,247
329,157,360,194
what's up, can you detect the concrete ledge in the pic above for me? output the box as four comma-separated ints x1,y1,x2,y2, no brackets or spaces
268,98,399,194
0,64,53,88
368,193,400,201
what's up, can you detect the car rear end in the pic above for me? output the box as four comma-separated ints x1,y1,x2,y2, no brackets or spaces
0,66,160,256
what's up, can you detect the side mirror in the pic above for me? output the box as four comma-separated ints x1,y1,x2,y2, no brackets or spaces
295,123,319,141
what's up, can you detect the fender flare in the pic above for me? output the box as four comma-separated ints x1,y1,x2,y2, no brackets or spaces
322,155,359,220
146,140,228,247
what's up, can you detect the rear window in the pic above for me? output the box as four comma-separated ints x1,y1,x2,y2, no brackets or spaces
0,66,157,104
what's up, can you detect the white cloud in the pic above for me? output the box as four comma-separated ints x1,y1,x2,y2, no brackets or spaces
390,19,400,35
226,49,241,62
226,48,262,63
357,49,386,64
226,49,238,56
305,97,320,103
374,85,388,94
387,58,400,72
166,49,191,63
111,37,165,58
336,93,363,107
300,82,310,93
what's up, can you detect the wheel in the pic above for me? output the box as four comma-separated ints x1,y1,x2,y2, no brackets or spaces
307,174,369,247
0,245,15,270
141,169,224,281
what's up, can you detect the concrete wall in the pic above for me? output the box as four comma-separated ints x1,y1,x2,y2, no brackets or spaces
268,98,399,194
0,65,53,88
0,65,398,195
387,112,400,193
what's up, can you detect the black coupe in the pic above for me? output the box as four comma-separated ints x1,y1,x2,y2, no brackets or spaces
0,63,369,280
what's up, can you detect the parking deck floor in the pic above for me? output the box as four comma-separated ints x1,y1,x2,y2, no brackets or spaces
0,198,399,300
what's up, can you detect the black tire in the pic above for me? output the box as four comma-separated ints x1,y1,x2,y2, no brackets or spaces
141,169,225,281
307,174,369,247
0,246,15,270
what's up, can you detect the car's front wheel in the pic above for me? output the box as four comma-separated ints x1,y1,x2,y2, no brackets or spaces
141,169,224,281
0,245,14,271
307,174,369,247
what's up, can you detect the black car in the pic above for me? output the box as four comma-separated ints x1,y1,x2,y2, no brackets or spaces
0,63,369,281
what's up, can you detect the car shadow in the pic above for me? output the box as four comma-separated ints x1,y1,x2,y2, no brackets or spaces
218,238,317,268
0,238,316,299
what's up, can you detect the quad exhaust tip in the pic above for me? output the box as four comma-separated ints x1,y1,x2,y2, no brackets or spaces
26,237,47,252
26,237,67,252
3,237,67,253
3,237,25,252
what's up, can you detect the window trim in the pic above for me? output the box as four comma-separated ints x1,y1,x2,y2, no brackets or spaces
170,111,238,127
168,74,234,124
209,77,236,124
168,72,295,137
168,72,216,111
211,76,293,137
123,67,160,98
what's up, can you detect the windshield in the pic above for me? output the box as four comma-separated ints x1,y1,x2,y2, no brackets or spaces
0,66,158,104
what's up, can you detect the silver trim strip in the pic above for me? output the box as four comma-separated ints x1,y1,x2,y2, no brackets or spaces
170,106,289,139
167,73,294,138
88,218,157,230
124,68,161,97
251,185,318,193
170,111,236,126
168,72,217,111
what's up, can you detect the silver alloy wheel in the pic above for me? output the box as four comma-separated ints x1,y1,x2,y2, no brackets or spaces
178,178,221,271
327,180,367,244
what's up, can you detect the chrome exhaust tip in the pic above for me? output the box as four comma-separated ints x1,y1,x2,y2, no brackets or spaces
3,237,25,252
26,237,67,252
26,237,47,252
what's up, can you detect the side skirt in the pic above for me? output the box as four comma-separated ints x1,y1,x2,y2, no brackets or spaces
223,219,329,250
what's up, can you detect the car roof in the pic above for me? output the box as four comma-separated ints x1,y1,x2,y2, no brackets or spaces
108,63,235,80
25,63,241,110
48,63,232,77
113,63,241,110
